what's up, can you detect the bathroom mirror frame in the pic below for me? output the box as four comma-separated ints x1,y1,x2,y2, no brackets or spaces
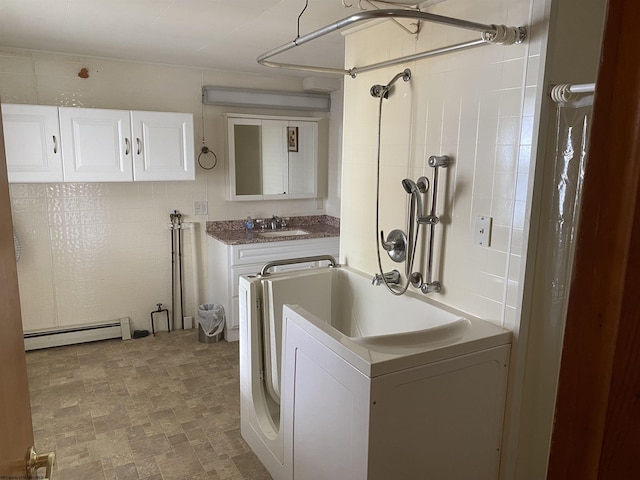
225,113,320,201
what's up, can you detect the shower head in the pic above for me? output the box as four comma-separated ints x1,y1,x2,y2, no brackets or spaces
370,68,412,99
370,84,386,98
402,178,418,194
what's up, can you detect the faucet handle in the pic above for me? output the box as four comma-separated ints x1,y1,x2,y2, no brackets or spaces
380,229,407,262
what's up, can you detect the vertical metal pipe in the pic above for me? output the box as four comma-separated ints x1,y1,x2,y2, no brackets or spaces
177,214,184,329
170,217,175,332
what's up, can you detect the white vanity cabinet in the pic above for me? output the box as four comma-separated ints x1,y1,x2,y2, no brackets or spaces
226,114,319,201
59,107,194,182
1,104,63,183
208,236,339,342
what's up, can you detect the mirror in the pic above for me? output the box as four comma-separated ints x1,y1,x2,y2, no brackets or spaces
227,115,318,201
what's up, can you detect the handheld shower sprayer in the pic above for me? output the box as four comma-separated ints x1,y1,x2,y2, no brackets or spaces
402,178,424,222
401,177,431,286
370,68,412,99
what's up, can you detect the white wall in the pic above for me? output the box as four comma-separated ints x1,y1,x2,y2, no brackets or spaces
340,0,540,328
0,47,342,332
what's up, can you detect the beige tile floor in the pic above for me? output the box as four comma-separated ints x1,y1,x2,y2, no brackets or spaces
26,329,272,480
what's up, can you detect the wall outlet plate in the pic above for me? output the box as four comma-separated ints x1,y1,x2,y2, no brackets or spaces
474,216,492,247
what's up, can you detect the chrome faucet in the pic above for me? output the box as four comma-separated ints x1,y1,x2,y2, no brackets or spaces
271,215,282,230
372,270,401,286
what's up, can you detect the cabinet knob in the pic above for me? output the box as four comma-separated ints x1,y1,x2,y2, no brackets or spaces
52,135,58,154
125,138,131,155
136,138,142,155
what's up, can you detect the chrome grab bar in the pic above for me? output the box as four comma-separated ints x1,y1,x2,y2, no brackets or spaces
259,255,338,276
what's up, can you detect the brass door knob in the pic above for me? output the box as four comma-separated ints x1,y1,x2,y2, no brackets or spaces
26,446,55,480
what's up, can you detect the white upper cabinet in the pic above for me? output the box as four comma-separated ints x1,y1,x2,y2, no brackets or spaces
2,104,195,183
59,107,134,182
131,111,194,181
226,114,319,201
1,104,63,183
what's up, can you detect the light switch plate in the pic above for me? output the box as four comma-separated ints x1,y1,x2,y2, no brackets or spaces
194,201,208,215
474,215,492,246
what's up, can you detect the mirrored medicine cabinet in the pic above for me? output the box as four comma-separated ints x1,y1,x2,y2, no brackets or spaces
226,114,319,201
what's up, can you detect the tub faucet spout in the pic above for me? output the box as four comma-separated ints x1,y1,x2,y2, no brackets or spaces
372,270,401,286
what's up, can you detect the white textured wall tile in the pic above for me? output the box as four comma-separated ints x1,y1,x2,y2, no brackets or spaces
499,88,524,117
510,228,524,256
486,250,508,277
495,144,518,173
491,198,515,227
491,225,511,253
494,172,517,200
520,116,535,145
523,86,537,116
483,298,504,326
483,273,507,302
525,54,541,86
508,254,522,282
498,117,521,145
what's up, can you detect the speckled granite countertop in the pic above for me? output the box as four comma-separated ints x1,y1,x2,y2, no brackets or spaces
206,215,340,245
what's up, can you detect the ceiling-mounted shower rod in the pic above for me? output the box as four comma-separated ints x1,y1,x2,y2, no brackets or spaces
257,9,527,77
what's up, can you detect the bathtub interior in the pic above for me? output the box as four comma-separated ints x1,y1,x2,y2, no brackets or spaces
263,268,333,403
260,266,464,406
330,268,463,337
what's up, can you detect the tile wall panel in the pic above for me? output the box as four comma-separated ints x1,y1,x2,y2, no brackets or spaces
341,0,538,327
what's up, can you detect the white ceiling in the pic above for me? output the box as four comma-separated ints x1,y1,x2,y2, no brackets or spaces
0,0,416,78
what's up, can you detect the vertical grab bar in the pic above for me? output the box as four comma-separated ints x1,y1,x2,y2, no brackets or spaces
421,155,450,293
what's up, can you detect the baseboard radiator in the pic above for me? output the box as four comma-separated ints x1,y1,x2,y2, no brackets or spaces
24,317,132,351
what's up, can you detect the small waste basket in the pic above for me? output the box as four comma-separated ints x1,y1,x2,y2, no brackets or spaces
198,304,225,343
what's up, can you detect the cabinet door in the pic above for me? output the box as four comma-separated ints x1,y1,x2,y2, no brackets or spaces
131,111,194,181
287,121,317,198
1,104,63,183
59,107,133,182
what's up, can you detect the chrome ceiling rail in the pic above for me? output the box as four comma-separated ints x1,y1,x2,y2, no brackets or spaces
351,39,486,76
257,9,527,77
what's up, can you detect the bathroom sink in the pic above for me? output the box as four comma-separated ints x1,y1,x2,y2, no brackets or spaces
259,229,309,238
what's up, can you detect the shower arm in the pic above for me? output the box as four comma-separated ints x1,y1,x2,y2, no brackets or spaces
257,9,527,77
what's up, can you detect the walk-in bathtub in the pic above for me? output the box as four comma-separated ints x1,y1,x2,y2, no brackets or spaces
239,265,512,480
